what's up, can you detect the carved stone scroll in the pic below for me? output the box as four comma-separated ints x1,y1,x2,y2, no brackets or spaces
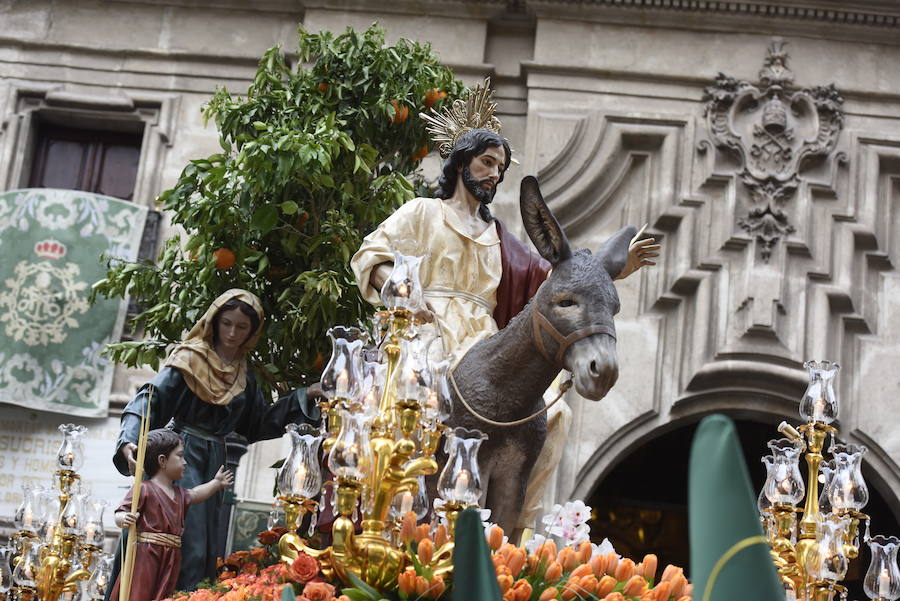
703,38,844,260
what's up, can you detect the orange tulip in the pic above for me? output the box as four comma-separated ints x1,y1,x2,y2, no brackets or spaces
623,575,648,596
615,557,635,582
538,541,557,563
434,525,449,548
570,563,593,580
398,568,416,595
539,587,559,601
661,564,681,582
415,524,430,542
590,554,604,576
577,541,592,565
557,547,578,572
603,593,625,601
400,512,416,544
512,579,533,601
683,583,693,596
544,561,563,583
499,542,516,559
577,575,598,595
488,525,505,551
559,582,579,601
641,554,658,581
430,576,446,597
503,591,516,601
604,552,619,576
670,573,688,598
652,581,671,601
596,575,617,597
417,538,434,564
676,596,691,601
415,575,429,596
507,548,527,576
497,574,514,594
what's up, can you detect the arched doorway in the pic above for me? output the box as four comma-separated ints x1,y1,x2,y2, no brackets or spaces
585,416,900,599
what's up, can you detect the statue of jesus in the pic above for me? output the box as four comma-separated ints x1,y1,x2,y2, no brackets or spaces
351,80,658,529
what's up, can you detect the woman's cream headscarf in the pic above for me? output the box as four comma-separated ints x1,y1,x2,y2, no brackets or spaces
165,289,265,406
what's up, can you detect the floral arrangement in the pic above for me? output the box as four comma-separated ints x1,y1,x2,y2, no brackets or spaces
160,502,692,601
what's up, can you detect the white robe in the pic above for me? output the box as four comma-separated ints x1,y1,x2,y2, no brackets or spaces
351,196,572,529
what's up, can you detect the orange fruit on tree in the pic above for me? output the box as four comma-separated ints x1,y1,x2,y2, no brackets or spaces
411,144,429,161
312,352,325,372
318,82,329,92
213,247,236,270
424,88,447,109
390,100,409,123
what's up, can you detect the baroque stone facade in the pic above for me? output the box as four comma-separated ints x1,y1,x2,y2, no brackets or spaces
2,0,900,538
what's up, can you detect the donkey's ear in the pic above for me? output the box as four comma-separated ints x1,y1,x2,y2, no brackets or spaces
597,225,638,279
520,176,572,266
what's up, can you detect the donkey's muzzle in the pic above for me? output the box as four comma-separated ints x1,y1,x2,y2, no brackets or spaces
569,335,618,400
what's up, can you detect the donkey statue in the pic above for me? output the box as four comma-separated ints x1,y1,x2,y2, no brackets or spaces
443,175,635,534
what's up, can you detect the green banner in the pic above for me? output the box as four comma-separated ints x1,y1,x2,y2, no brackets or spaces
0,189,147,417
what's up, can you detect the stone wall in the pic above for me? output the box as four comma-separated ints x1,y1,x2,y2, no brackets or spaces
2,0,900,540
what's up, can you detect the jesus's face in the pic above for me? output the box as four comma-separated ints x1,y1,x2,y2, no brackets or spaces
461,146,506,204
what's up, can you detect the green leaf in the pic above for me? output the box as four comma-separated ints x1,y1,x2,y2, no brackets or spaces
341,589,374,601
253,121,268,131
251,205,279,234
280,200,299,215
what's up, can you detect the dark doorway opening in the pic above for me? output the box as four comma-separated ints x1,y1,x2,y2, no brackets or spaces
586,417,900,599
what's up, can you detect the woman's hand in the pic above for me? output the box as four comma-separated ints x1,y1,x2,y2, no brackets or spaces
120,443,138,475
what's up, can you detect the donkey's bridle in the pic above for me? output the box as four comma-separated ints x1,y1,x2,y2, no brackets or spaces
532,309,616,369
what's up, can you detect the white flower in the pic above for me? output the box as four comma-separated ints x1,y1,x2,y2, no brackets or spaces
562,500,592,526
524,533,547,554
541,503,567,529
591,538,617,558
539,500,593,546
549,522,591,546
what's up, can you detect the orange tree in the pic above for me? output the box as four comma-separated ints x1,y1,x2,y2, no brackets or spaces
92,24,461,394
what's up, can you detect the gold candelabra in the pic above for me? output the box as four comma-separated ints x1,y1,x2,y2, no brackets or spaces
7,424,113,601
760,361,900,601
274,252,487,591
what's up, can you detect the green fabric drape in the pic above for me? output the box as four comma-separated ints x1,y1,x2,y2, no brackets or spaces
689,414,786,601
452,508,501,601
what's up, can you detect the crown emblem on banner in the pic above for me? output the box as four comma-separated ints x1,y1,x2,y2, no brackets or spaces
34,239,67,260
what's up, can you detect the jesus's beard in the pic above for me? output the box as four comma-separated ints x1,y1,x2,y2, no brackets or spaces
462,166,497,205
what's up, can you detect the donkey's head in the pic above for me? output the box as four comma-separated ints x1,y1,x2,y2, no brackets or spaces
520,176,635,400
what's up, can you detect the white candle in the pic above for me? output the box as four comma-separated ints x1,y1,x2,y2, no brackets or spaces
85,523,96,542
400,491,414,515
336,369,349,397
426,391,438,410
453,470,470,500
23,507,33,529
879,568,891,597
294,464,307,488
814,397,826,421
397,282,409,298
